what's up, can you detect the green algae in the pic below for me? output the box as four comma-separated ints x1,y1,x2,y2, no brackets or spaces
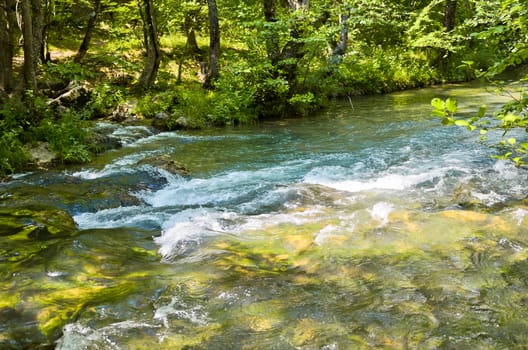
2,190,528,348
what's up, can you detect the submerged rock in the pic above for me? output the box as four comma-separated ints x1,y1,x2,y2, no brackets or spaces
0,206,77,240
138,154,189,177
85,130,123,154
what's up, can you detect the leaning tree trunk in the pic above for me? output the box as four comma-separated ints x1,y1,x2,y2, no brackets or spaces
137,0,161,89
330,13,349,65
22,0,37,92
74,0,102,64
202,0,220,89
0,0,16,95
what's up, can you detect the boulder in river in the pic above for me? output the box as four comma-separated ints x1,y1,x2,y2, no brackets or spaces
138,154,189,177
0,206,77,241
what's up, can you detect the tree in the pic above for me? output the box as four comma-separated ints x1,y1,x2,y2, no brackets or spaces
439,0,457,71
202,0,220,89
182,1,204,55
22,0,38,92
432,0,528,166
137,0,161,89
30,0,46,64
0,0,16,95
263,0,280,66
74,0,102,64
329,11,349,64
443,0,456,33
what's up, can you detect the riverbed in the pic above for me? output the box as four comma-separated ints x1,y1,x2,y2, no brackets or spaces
1,82,527,349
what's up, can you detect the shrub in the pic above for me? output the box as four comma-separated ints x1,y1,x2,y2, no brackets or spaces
0,130,29,176
35,111,91,164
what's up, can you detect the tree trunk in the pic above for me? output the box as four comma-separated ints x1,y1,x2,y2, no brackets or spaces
330,13,349,64
183,7,202,55
0,0,16,95
74,0,102,64
137,0,161,89
263,0,280,66
40,0,52,62
186,27,200,54
439,0,457,72
30,0,44,65
22,0,37,92
279,0,309,85
203,0,220,89
444,0,457,33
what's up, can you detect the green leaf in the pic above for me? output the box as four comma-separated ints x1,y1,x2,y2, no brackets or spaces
431,110,446,118
445,98,457,113
480,129,488,135
502,114,520,123
441,117,453,125
477,105,487,118
508,138,516,145
431,98,444,110
454,119,469,127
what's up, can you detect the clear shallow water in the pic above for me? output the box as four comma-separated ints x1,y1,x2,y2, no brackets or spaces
1,82,528,349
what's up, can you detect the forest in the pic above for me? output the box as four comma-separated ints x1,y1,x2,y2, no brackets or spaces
0,0,527,174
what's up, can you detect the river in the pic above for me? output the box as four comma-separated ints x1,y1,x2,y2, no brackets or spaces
1,82,528,349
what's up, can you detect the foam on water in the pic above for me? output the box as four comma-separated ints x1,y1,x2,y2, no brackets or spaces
153,296,209,328
155,208,238,258
70,151,161,180
74,206,169,230
56,321,160,350
368,202,394,227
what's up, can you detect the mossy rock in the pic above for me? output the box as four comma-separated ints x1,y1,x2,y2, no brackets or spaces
0,207,77,240
138,154,189,177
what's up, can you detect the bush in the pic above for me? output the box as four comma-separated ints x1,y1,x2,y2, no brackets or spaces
35,112,91,164
84,83,127,119
0,130,29,176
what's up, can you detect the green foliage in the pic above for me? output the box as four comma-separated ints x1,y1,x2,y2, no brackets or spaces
84,83,127,119
136,82,256,128
35,112,91,164
42,62,92,83
330,48,437,96
0,92,93,174
432,92,528,167
0,130,29,176
135,89,180,119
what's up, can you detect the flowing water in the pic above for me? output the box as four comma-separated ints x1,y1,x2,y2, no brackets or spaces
1,82,528,349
